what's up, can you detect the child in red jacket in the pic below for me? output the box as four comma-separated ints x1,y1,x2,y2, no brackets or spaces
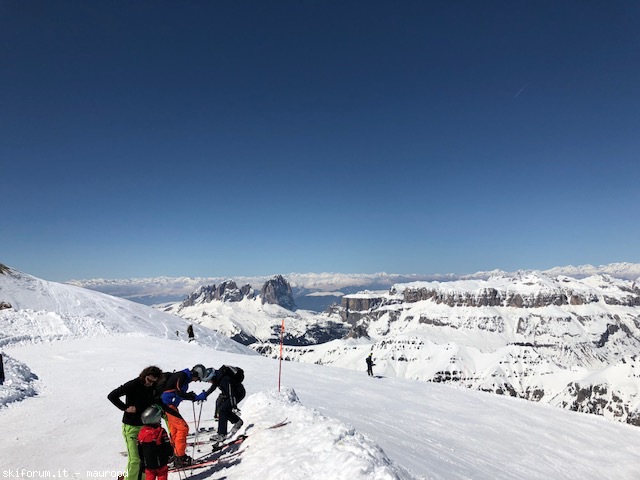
137,405,174,480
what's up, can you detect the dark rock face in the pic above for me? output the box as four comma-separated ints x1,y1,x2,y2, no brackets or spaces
557,382,639,425
399,286,634,308
340,294,398,326
180,276,297,310
261,275,297,311
181,281,255,307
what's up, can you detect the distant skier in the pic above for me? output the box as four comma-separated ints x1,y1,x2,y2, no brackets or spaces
187,324,195,342
366,353,375,376
160,364,208,467
203,365,246,444
138,404,173,480
108,366,162,480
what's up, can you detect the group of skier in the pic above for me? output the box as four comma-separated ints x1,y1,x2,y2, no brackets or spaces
108,362,246,479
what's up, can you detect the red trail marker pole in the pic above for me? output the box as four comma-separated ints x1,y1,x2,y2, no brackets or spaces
278,319,285,392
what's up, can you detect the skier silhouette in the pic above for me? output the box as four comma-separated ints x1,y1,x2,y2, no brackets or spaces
366,353,375,376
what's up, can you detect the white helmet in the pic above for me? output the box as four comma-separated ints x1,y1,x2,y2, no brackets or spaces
202,367,216,382
191,364,206,380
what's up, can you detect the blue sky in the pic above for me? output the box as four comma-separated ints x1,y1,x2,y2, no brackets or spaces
1,1,639,281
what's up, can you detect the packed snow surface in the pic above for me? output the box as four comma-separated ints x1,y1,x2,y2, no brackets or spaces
3,335,640,479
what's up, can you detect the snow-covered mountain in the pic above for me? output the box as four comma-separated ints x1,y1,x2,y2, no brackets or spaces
66,263,640,310
265,271,640,427
67,272,456,307
153,266,640,428
162,276,350,346
0,264,249,353
4,263,640,479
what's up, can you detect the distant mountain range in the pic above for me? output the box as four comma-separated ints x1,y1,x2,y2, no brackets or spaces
67,262,640,310
153,265,640,428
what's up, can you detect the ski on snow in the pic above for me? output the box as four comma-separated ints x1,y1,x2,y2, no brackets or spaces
267,417,290,429
186,418,289,447
171,419,290,472
169,435,247,472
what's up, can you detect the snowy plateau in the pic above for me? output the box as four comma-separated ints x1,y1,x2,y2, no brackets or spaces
2,263,640,479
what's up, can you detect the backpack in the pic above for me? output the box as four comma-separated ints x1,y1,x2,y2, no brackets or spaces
218,365,244,384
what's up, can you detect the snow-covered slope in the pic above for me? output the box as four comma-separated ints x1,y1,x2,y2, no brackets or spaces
3,265,640,479
0,264,252,408
0,265,249,352
4,336,640,479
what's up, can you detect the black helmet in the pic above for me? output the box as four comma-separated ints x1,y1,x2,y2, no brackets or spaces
191,364,206,380
141,404,163,425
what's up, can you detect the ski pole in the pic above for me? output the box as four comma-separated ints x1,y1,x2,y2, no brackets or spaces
191,401,199,459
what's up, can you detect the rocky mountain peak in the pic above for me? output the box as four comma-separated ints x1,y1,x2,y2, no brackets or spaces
180,280,255,307
261,275,297,311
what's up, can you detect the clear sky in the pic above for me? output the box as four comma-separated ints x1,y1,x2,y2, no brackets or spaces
1,1,639,282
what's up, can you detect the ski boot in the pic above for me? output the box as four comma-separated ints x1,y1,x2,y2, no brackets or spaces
229,419,243,437
174,455,193,467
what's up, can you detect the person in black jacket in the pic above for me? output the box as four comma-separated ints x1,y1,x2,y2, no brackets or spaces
0,353,5,385
108,366,162,480
187,324,195,342
203,366,246,444
366,353,375,376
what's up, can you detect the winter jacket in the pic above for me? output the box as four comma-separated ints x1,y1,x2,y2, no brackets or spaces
205,367,245,409
137,425,173,469
160,369,197,408
108,378,157,426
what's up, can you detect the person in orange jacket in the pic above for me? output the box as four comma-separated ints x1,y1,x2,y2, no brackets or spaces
160,364,207,467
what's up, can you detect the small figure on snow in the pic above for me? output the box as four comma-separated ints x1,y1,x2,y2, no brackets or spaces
366,353,375,376
138,404,173,480
108,366,162,480
160,364,208,466
203,365,246,444
0,353,5,385
187,324,195,342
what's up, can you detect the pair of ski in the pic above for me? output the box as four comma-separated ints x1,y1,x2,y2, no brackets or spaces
171,419,290,473
187,418,290,447
169,434,247,473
